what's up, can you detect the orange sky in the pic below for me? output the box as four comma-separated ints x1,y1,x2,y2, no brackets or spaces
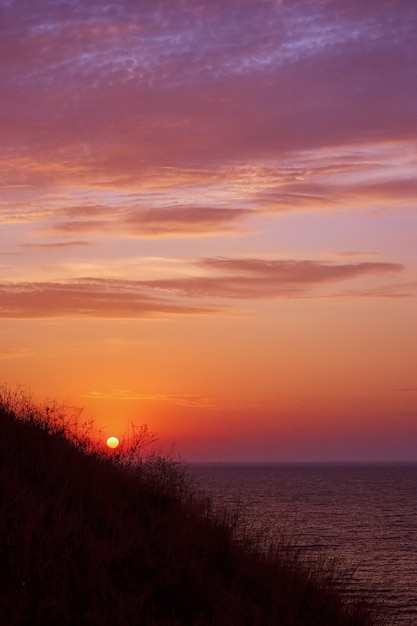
1,0,416,460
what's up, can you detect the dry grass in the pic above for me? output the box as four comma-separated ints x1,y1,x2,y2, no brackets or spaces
0,386,387,626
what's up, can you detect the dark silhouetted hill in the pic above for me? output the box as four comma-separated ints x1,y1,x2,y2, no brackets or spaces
0,389,385,625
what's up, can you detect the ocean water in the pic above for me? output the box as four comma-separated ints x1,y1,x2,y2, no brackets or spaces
188,463,417,626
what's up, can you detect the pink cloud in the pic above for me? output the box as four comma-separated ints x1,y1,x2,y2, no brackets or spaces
50,206,254,237
21,241,92,249
198,257,403,280
0,257,405,318
0,278,220,319
150,258,404,299
348,179,417,202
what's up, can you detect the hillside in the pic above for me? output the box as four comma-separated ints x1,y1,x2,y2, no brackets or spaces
0,389,383,626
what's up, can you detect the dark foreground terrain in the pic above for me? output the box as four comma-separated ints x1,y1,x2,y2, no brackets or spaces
0,388,386,626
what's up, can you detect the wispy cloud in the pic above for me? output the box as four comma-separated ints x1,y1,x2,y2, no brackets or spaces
81,389,216,408
332,251,379,259
50,206,254,237
0,257,407,319
0,278,220,319
159,257,404,299
198,257,403,280
21,241,92,249
0,349,37,360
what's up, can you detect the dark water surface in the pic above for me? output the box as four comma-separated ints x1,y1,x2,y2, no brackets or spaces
188,463,417,625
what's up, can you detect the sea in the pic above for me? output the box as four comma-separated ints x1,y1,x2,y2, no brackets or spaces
188,463,417,626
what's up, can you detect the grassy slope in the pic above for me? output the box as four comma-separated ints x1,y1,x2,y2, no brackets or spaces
0,394,382,626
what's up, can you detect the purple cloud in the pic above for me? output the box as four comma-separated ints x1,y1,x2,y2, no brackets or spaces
1,0,415,185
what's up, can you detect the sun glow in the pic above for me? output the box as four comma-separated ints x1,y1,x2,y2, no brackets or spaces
106,436,120,449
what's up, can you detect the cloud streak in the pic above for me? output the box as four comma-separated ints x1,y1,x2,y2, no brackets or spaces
150,258,405,299
0,257,406,318
0,349,37,360
81,389,216,408
50,206,254,237
0,278,219,319
21,241,92,249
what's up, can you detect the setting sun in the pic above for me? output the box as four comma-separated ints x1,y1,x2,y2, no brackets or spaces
106,436,120,449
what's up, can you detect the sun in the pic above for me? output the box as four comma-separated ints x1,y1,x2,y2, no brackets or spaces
106,436,120,449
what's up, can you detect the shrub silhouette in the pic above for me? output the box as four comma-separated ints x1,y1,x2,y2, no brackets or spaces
0,386,386,626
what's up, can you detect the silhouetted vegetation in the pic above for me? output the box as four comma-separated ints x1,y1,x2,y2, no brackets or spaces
0,386,386,625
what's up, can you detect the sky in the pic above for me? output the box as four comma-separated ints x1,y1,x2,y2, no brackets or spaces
1,0,416,461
